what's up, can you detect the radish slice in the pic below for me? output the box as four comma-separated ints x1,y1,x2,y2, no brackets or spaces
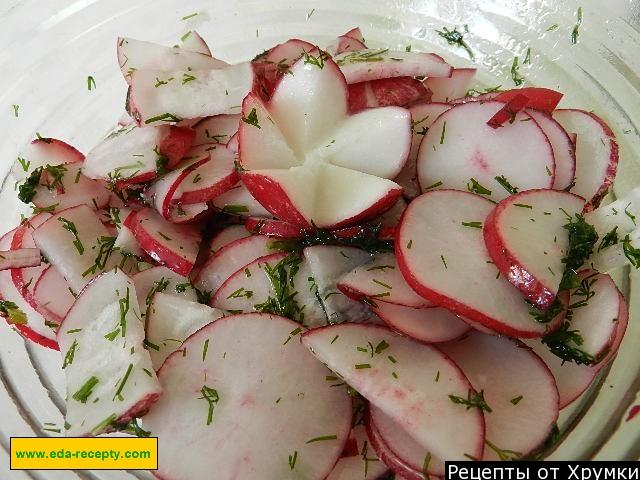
124,208,201,276
58,269,161,436
145,292,224,369
32,265,75,324
179,31,212,56
348,77,430,113
129,63,254,124
301,323,485,462
194,235,275,295
212,252,325,326
552,109,618,207
193,114,240,146
417,102,555,200
326,425,388,480
117,37,226,82
397,190,551,338
30,162,111,212
486,94,529,129
373,303,470,343
424,68,476,102
209,225,252,254
483,189,585,309
31,205,121,293
245,218,305,238
378,197,408,229
0,248,40,271
83,124,195,186
338,253,432,308
334,49,452,84
369,406,444,477
132,265,198,313
395,102,451,199
303,245,373,324
439,332,559,460
495,88,563,114
0,229,58,350
526,110,576,191
144,313,352,480
11,137,84,183
343,27,365,43
113,209,145,258
173,147,238,204
253,39,316,97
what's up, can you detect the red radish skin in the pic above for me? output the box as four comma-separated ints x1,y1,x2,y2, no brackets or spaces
209,225,252,254
0,248,40,271
192,115,240,146
125,208,201,276
424,68,476,103
173,148,239,204
348,77,431,112
11,137,84,183
482,189,585,309
244,218,305,238
159,126,196,168
494,88,563,114
486,94,529,129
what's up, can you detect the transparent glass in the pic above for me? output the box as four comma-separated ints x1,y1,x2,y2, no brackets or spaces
1,0,640,477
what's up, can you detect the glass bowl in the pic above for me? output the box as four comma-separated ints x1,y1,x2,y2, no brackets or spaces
1,0,640,477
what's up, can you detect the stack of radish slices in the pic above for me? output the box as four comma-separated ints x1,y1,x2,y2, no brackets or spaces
1,26,635,479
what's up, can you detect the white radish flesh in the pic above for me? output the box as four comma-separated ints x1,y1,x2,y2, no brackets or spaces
144,313,352,480
302,323,485,462
338,252,432,308
439,331,559,460
397,190,550,337
424,68,476,102
373,303,470,343
193,114,240,146
145,292,224,369
11,138,84,183
366,417,425,480
32,266,75,325
483,189,585,309
173,147,238,204
211,183,272,217
132,265,198,314
58,269,161,436
417,102,555,200
0,248,40,271
209,225,252,254
179,31,212,56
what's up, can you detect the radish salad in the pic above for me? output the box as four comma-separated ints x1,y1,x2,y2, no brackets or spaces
1,26,638,479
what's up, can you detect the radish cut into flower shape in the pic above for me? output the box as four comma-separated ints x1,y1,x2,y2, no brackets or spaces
124,208,201,276
302,323,485,462
424,68,476,102
439,331,559,460
144,313,352,480
483,189,585,309
552,109,618,208
417,101,555,200
239,52,408,228
397,190,551,337
58,269,161,436
373,303,470,343
338,252,432,308
145,292,224,369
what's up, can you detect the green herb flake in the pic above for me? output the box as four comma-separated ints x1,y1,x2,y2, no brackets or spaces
62,339,78,369
222,204,250,214
513,203,533,209
113,363,134,401
12,104,19,117
305,8,315,20
198,385,220,425
58,217,84,255
72,376,100,403
306,435,338,444
598,226,619,252
181,12,199,20
485,439,522,461
624,203,636,226
571,7,583,45
495,175,518,195
202,339,210,361
449,389,492,412
424,181,443,190
510,56,525,86
523,47,532,65
435,25,474,60
439,121,447,144
467,178,492,196
87,76,97,91
510,395,523,405
241,108,261,129
559,214,598,290
355,363,372,369
288,450,298,470
461,221,483,229
546,23,559,31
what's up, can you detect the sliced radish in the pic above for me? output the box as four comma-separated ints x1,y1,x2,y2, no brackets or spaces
245,217,305,238
424,68,476,102
338,253,431,308
58,269,161,436
193,114,240,146
253,39,316,97
0,248,40,271
179,31,212,56
145,292,224,369
194,235,275,295
32,205,121,293
117,37,226,82
486,94,529,129
124,208,201,276
440,332,559,460
304,245,374,324
526,110,576,190
334,49,452,84
132,265,198,313
343,27,365,43
302,323,485,461
11,137,84,183
30,162,111,212
211,183,272,217
395,102,451,199
239,52,409,228
369,406,444,478
326,425,388,480
83,124,195,186
584,186,640,237
129,63,254,125
417,102,554,200
348,77,430,113
495,88,563,114
212,252,325,326
209,225,252,254
0,228,58,350
397,190,552,337
373,303,470,343
113,209,145,258
377,197,408,229
144,313,352,480
32,265,75,325
172,147,238,204
552,109,618,207
483,189,585,309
